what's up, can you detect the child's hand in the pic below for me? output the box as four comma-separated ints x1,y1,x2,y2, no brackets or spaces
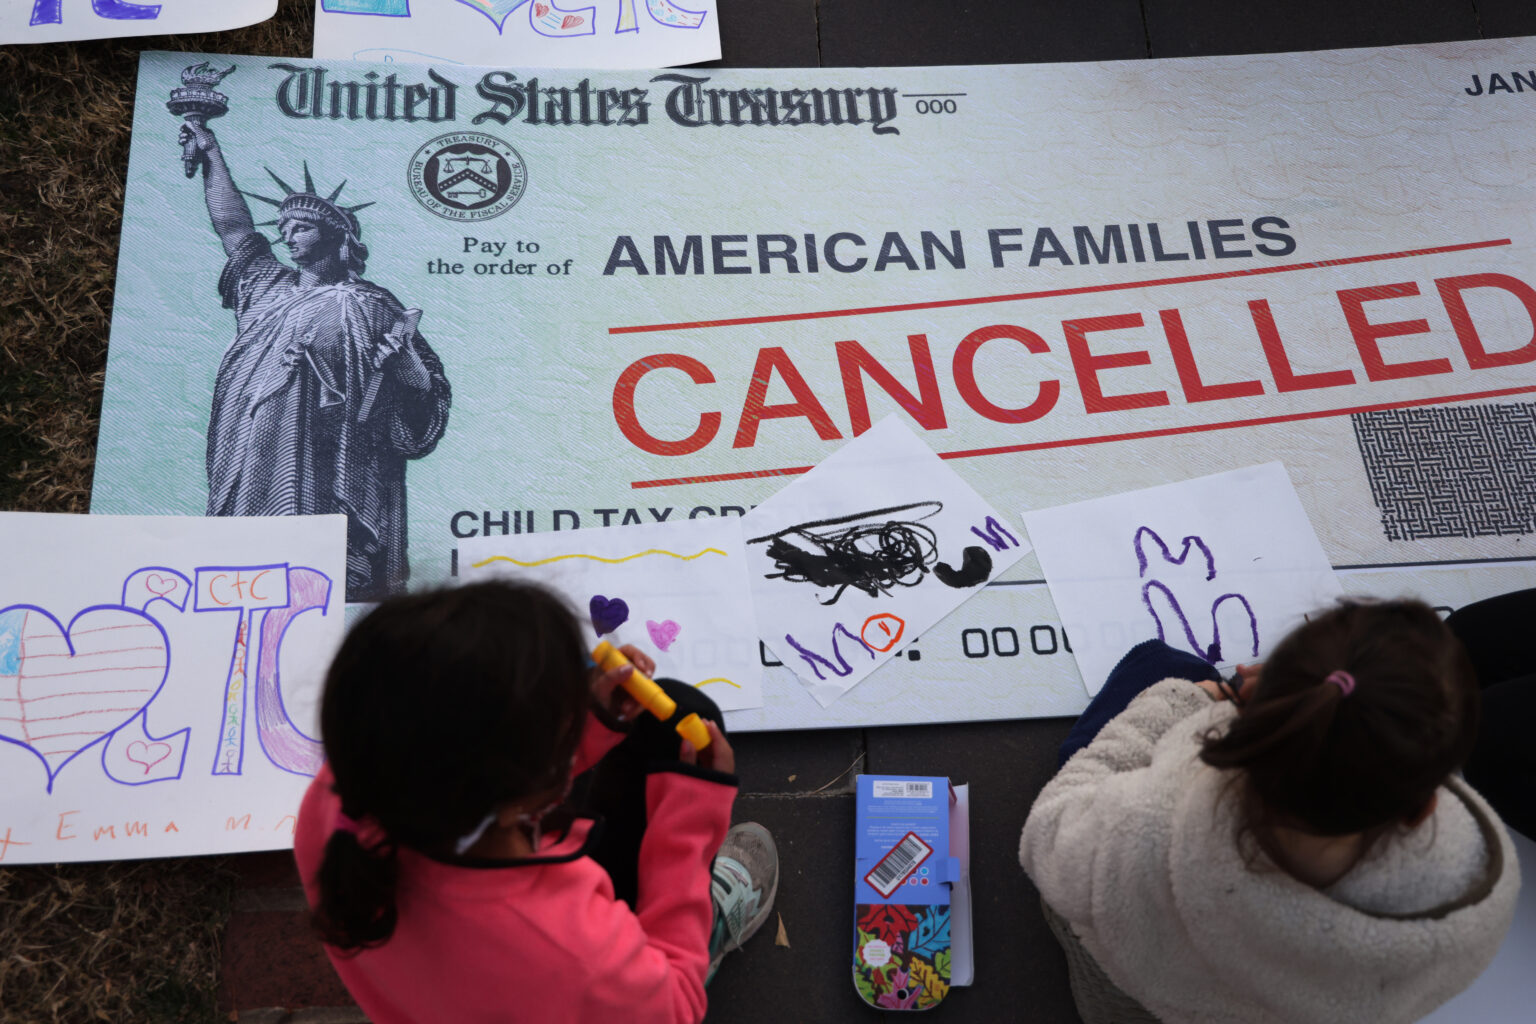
1231,663,1262,699
617,644,655,678
679,720,735,774
1196,663,1263,703
1194,679,1226,701
590,644,655,722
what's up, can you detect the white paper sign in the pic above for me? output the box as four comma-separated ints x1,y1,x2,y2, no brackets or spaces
312,0,721,70
2,0,276,44
0,512,346,865
743,417,1030,707
459,517,762,711
1023,462,1344,696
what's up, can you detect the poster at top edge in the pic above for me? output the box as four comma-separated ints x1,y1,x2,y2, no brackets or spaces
312,0,721,70
2,0,276,44
93,43,1536,731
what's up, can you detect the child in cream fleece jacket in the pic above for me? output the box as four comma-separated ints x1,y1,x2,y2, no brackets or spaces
1020,599,1520,1024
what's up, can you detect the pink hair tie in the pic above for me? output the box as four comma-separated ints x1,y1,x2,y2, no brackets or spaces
1325,670,1356,696
334,808,387,848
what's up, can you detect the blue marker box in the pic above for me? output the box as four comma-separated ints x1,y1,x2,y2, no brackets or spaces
853,774,969,1010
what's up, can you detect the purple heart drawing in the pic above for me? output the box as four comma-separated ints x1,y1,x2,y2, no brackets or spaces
589,595,630,637
0,604,170,792
646,619,681,652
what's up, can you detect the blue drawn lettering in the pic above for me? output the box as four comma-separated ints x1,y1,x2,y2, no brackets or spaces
643,0,705,30
251,569,330,776
323,0,702,36
30,0,161,26
322,0,410,14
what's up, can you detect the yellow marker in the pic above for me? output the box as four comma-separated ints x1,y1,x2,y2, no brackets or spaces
592,640,677,722
674,712,710,751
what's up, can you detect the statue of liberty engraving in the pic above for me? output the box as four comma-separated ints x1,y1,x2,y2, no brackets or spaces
172,65,451,602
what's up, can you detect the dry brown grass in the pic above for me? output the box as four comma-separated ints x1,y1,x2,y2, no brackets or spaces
1,5,314,1020
0,1,315,512
0,857,237,1023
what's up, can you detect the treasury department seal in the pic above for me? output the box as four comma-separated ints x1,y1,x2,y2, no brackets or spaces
407,133,527,221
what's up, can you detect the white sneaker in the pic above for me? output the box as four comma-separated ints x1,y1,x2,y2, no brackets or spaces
707,822,779,977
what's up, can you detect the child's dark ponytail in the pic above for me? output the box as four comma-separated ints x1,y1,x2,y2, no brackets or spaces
311,582,592,951
1201,599,1479,840
314,822,399,950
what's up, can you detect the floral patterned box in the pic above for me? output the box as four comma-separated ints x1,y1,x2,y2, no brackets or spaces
853,775,970,1009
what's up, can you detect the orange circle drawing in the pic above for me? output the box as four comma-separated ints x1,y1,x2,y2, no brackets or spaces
860,613,906,652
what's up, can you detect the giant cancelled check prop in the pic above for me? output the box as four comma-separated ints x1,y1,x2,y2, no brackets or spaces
95,43,1536,730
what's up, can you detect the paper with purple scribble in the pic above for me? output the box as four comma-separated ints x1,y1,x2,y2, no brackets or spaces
1023,462,1343,697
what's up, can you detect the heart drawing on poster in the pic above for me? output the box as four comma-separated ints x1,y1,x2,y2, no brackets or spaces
125,740,174,774
0,605,170,792
454,0,532,33
646,619,681,652
589,595,630,637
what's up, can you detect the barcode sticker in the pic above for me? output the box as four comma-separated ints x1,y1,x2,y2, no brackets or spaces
872,780,933,799
863,831,934,898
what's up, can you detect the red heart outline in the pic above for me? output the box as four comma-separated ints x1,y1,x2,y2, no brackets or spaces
125,739,173,774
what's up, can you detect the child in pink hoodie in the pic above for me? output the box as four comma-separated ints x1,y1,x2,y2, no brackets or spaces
293,581,778,1024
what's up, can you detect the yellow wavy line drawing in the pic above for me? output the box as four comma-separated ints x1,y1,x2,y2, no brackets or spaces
471,547,727,569
694,678,742,689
